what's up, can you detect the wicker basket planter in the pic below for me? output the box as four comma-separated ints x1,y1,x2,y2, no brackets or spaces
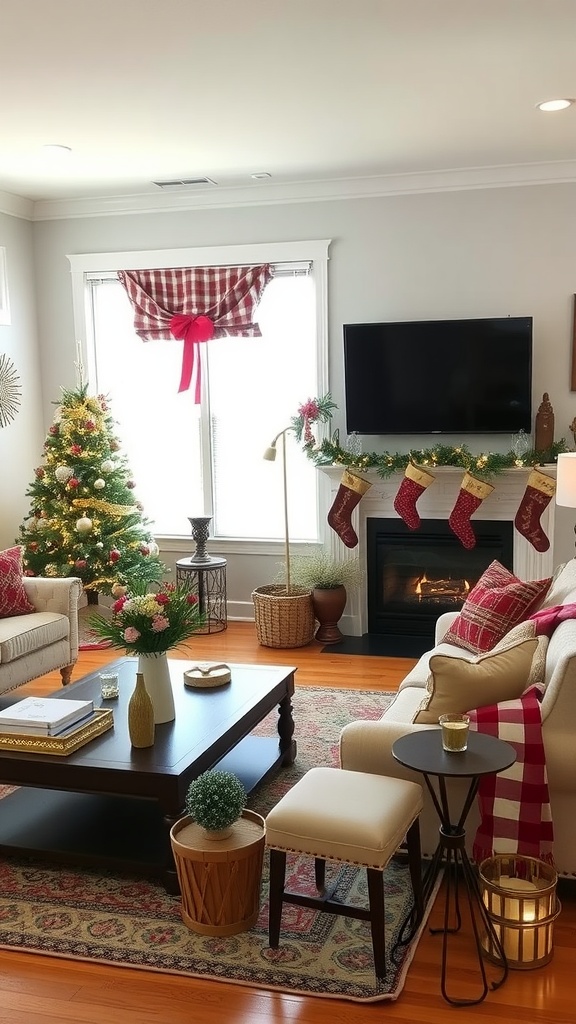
170,809,265,936
252,584,315,648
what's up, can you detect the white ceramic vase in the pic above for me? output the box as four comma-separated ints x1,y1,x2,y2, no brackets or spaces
137,652,175,724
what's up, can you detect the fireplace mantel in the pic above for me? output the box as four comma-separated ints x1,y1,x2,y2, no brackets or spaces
320,465,556,637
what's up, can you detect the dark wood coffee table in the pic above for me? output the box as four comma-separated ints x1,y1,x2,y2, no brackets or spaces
0,657,296,891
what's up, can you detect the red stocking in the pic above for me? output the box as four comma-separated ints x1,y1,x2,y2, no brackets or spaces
448,472,494,550
514,470,555,552
327,469,372,548
393,463,436,529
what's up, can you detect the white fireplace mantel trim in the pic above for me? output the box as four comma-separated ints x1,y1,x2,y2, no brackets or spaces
320,465,556,637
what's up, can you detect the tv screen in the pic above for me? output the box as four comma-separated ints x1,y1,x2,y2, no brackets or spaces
343,316,533,434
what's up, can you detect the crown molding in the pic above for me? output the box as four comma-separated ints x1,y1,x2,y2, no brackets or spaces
6,159,576,222
0,189,35,220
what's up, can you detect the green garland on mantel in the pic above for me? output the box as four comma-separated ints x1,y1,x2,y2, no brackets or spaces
291,394,569,480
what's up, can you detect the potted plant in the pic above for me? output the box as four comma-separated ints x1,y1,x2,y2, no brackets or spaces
169,769,266,936
89,581,205,723
185,769,247,839
279,551,364,644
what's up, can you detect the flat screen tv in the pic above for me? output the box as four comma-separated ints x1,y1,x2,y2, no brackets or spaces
343,316,532,435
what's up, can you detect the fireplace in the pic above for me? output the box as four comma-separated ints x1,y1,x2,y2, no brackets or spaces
367,518,514,656
320,465,556,646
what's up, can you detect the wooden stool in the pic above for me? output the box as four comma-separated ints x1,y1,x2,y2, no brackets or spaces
265,766,424,980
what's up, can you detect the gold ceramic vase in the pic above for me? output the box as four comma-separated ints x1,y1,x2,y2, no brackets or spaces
128,671,155,748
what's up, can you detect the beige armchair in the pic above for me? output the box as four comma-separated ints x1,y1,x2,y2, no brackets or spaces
0,576,82,693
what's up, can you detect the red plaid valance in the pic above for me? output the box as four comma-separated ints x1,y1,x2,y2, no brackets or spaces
118,265,272,402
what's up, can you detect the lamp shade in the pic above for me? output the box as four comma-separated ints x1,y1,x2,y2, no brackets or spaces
555,453,576,507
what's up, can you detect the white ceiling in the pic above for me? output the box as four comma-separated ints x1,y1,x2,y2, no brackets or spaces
2,0,576,206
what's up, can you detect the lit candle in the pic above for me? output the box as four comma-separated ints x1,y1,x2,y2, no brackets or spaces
498,875,539,961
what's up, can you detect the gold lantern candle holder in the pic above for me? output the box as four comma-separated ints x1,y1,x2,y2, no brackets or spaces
479,855,561,970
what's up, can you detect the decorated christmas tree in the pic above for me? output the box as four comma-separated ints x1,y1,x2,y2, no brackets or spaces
17,383,165,597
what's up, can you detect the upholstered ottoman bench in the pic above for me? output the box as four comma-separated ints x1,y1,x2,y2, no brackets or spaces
265,766,424,979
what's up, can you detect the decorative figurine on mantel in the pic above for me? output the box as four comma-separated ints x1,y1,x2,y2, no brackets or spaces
534,393,555,452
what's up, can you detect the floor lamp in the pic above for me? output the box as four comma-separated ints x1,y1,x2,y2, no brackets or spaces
263,427,292,595
555,453,576,548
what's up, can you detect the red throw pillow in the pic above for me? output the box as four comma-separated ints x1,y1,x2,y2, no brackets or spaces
442,560,551,654
0,546,35,618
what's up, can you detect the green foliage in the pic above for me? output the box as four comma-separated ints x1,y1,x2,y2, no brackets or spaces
16,383,166,594
185,770,246,832
89,582,205,655
293,395,569,478
277,551,364,590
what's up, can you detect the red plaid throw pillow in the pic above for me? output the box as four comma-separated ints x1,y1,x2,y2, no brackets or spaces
442,560,551,654
0,546,35,618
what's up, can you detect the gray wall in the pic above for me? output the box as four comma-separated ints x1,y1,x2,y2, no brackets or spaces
5,182,576,609
0,213,44,549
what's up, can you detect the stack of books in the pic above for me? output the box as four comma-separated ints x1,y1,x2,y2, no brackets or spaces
0,697,95,737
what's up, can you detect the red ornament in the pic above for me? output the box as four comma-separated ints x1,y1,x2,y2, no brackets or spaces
49,425,59,436
139,545,150,555
68,478,80,489
34,467,45,478
186,594,199,605
155,593,170,605
70,444,82,455
74,559,87,569
126,480,136,489
84,420,96,431
29,542,38,551
109,549,121,563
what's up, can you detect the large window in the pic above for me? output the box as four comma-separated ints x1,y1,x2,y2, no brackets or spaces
70,241,330,541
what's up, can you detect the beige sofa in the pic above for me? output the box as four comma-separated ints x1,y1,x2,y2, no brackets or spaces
340,559,576,878
0,576,82,693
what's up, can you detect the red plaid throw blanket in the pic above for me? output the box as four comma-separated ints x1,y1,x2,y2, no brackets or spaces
468,684,555,865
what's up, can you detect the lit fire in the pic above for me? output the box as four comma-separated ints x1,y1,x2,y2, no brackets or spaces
415,574,471,602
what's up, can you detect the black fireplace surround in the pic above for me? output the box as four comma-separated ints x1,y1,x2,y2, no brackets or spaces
366,517,514,657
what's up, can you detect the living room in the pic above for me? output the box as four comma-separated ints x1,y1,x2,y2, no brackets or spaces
1,1,576,1021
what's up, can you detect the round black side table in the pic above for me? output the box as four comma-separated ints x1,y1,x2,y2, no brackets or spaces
392,729,516,1006
176,556,227,634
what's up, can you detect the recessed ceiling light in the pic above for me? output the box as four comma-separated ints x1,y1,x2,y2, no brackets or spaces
536,98,574,112
251,172,271,179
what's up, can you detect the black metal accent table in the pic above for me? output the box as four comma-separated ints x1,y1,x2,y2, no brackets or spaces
392,729,516,1006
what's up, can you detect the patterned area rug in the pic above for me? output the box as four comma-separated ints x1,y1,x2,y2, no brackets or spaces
0,687,436,1002
78,603,112,650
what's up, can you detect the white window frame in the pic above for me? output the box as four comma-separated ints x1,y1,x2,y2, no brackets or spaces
67,240,331,554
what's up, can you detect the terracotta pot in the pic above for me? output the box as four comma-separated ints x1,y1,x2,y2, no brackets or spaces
312,584,347,644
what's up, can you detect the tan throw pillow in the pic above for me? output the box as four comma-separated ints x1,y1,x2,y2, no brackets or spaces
413,637,538,725
491,620,549,688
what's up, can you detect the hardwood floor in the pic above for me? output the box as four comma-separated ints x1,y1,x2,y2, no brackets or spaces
3,623,574,1024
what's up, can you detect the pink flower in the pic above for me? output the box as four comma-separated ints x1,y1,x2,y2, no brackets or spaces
151,615,169,632
298,399,319,421
123,627,141,643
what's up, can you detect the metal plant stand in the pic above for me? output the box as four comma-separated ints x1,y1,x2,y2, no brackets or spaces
176,517,227,634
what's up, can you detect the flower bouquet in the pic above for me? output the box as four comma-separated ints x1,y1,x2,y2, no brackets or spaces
89,582,205,655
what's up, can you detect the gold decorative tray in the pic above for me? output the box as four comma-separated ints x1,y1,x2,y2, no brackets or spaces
0,708,114,756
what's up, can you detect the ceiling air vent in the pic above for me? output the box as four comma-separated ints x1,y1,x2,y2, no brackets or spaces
152,177,218,190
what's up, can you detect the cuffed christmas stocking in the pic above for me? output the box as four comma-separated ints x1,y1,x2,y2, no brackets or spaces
514,469,556,552
448,472,494,550
327,469,372,548
393,462,436,530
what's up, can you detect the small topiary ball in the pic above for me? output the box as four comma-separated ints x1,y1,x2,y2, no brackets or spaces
185,770,246,832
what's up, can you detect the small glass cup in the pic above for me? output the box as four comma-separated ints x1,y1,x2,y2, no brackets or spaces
100,671,120,700
439,713,470,752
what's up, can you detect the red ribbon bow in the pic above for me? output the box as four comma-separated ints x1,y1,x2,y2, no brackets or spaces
169,314,215,402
